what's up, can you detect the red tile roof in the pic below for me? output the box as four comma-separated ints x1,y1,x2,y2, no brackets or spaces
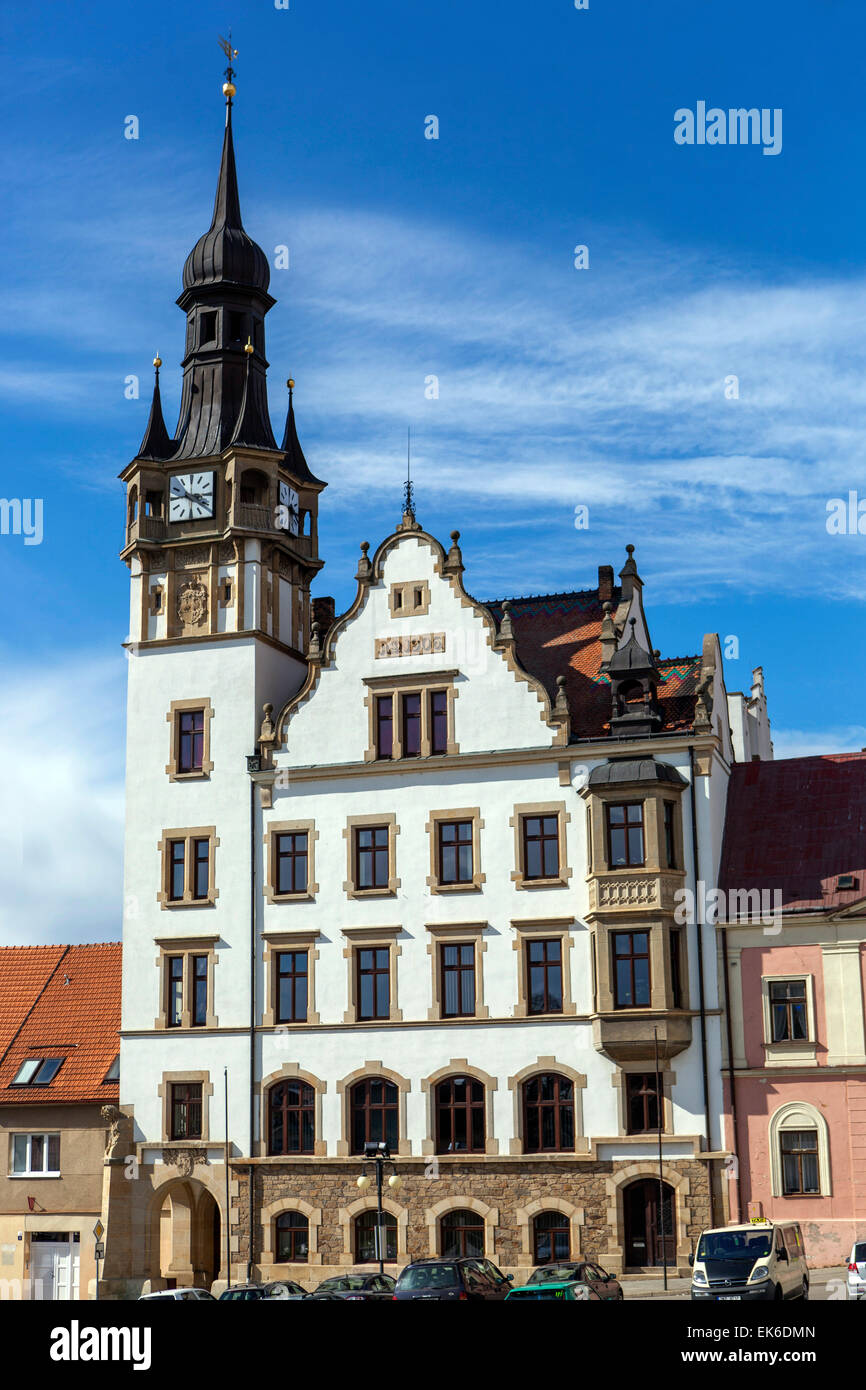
485,589,699,738
719,753,866,913
0,943,121,1106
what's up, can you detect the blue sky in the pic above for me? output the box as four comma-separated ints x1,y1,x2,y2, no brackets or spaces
2,0,865,942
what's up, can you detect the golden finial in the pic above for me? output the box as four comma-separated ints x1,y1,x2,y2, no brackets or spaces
153,353,162,369
287,378,295,390
244,336,254,355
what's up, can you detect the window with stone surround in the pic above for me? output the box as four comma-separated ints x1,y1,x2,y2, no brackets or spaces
157,827,219,909
350,1078,399,1155
165,698,214,781
154,939,218,1030
268,1079,315,1155
533,1211,570,1263
510,803,571,889
275,1211,309,1263
364,673,458,761
522,1073,575,1153
435,1076,485,1154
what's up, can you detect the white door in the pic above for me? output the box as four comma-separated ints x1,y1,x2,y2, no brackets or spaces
30,1236,80,1300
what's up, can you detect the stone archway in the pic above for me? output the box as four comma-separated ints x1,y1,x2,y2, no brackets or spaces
151,1178,224,1290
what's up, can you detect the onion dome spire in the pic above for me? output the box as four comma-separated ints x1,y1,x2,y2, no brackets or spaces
280,379,325,485
137,356,175,461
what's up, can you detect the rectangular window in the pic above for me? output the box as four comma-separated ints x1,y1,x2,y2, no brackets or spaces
227,310,246,343
171,1083,203,1141
11,1133,60,1175
441,943,476,1017
769,980,808,1042
663,802,677,869
192,838,210,899
625,1073,660,1134
169,841,186,901
200,311,217,344
438,820,474,885
192,955,208,1026
527,938,563,1014
430,690,448,755
275,831,308,895
669,929,683,1009
177,709,205,774
402,693,422,757
357,947,390,1021
375,696,393,760
167,956,184,1027
355,826,390,890
607,803,645,868
523,815,560,880
781,1130,819,1195
276,950,308,1024
613,930,651,1007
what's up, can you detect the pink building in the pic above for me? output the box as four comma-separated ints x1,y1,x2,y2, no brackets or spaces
719,753,866,1266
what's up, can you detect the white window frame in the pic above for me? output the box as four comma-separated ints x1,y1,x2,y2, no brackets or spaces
10,1132,60,1177
769,1101,831,1198
761,974,817,1066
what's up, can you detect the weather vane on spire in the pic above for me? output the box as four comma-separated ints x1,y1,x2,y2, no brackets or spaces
403,426,416,523
219,33,238,108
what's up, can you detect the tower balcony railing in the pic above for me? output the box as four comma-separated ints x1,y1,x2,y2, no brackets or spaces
128,515,167,543
236,502,272,530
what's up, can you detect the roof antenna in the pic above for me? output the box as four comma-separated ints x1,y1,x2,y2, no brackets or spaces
402,426,416,523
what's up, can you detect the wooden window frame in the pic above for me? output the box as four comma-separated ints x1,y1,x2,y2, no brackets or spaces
157,827,219,909
165,698,214,781
624,1072,661,1134
343,814,400,899
267,1078,316,1156
356,945,392,1022
354,1209,398,1264
265,820,319,903
605,802,646,870
275,1211,310,1263
511,920,577,1018
434,1076,486,1155
510,803,571,889
426,808,484,894
522,1073,576,1155
158,1070,213,1144
780,1129,820,1196
768,978,809,1043
274,949,310,1024
363,672,459,762
439,940,476,1018
525,936,564,1016
349,1078,400,1157
760,974,817,1066
533,1211,571,1264
612,929,652,1009
341,926,403,1023
169,1081,203,1141
262,931,322,1028
440,1210,486,1258
154,938,219,1030
425,924,489,1021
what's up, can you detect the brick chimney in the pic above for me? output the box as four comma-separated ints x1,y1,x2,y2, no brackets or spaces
312,595,336,632
597,565,614,603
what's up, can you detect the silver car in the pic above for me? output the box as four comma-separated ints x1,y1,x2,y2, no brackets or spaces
847,1241,866,1300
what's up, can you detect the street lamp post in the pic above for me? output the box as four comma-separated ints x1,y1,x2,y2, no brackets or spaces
357,1141,401,1275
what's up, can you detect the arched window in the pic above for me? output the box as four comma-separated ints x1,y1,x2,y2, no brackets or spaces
268,1080,315,1155
355,1209,397,1263
523,1073,575,1153
435,1076,485,1153
128,487,138,525
441,1208,484,1258
769,1102,830,1197
533,1211,570,1263
239,467,268,506
350,1078,398,1155
275,1211,309,1263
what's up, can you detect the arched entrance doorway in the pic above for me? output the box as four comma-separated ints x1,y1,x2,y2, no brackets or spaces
155,1181,222,1290
623,1179,675,1267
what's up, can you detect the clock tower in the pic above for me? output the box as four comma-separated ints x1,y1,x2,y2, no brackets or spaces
119,79,325,657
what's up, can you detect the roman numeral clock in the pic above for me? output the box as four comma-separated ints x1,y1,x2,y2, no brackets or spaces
169,472,215,522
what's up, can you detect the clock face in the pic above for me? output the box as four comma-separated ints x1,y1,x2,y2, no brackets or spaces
278,479,300,535
169,472,215,522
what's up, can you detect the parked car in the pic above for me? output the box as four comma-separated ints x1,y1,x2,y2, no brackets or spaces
139,1287,216,1301
218,1283,273,1301
263,1280,308,1300
846,1240,866,1300
525,1260,623,1300
690,1220,809,1301
506,1279,594,1301
308,1272,396,1300
394,1257,512,1301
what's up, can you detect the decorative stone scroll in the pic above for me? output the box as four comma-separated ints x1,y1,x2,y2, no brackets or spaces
160,1149,210,1178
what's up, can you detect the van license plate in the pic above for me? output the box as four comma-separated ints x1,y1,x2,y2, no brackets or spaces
718,1295,741,1301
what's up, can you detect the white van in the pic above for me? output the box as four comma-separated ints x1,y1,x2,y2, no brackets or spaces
690,1220,808,1302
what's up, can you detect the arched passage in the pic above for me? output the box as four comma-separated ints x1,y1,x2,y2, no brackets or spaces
151,1178,223,1290
623,1178,675,1268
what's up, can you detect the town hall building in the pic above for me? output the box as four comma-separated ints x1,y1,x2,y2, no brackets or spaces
102,74,773,1295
